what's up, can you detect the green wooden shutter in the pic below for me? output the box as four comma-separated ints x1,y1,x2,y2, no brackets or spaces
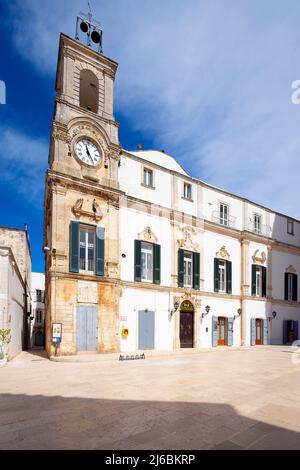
153,244,161,285
95,227,105,276
214,258,219,292
262,266,267,297
226,260,232,294
293,274,298,301
134,240,142,282
178,249,184,288
69,221,79,273
251,265,257,296
284,273,289,301
193,252,200,289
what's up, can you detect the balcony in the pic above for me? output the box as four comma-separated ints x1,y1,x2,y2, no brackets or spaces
211,211,236,229
246,221,272,237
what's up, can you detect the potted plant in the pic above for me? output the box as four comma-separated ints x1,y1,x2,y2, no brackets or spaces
0,329,11,365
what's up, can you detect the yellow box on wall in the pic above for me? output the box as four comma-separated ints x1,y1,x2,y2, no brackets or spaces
122,328,129,338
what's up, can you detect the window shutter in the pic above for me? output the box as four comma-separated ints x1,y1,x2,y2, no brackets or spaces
263,319,268,345
134,240,142,282
283,320,288,344
178,249,184,288
212,317,218,347
294,321,299,341
227,318,234,346
251,318,256,346
95,227,105,276
284,273,289,301
193,252,200,289
69,221,79,273
251,265,257,296
262,266,267,297
293,274,298,301
153,244,161,285
226,260,232,294
214,258,219,292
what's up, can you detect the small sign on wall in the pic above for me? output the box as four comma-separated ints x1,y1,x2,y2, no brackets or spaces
52,323,62,343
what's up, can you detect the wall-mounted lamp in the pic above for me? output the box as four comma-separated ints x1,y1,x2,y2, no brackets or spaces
201,305,211,319
269,311,277,321
234,308,242,320
169,301,180,317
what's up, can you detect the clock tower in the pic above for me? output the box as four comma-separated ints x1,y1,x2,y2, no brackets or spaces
44,18,122,357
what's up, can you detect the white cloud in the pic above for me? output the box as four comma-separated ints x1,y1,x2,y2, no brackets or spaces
8,0,300,218
0,127,48,204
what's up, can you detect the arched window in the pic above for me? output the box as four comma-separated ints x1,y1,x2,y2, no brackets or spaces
79,69,99,113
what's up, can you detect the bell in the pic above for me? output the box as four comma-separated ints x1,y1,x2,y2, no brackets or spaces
91,30,101,44
80,21,89,33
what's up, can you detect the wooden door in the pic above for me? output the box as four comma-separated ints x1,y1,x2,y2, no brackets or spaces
76,305,98,351
180,312,194,348
218,317,227,346
255,319,262,345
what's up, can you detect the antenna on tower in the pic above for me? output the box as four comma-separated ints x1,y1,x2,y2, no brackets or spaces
75,2,103,53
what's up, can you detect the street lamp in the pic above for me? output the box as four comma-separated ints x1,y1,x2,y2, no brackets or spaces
201,305,211,319
169,301,180,317
234,308,242,320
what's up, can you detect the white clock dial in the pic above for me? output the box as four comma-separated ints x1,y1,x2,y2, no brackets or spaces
75,139,101,167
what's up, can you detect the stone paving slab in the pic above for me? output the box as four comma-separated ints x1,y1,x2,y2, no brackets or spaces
0,347,300,449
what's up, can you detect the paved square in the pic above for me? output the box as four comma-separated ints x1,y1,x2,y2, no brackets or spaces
1,346,300,449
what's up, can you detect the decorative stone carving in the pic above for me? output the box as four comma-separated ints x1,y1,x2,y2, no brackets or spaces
286,265,297,274
72,198,103,222
177,226,199,251
252,249,266,265
216,246,230,260
52,122,70,143
137,227,158,244
107,260,119,277
77,281,98,304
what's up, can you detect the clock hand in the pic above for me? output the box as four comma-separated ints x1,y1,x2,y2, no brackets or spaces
85,145,93,163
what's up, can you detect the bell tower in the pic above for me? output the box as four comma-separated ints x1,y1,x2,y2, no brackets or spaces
44,14,122,358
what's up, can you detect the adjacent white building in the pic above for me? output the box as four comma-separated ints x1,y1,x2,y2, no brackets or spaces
118,149,300,352
30,273,45,348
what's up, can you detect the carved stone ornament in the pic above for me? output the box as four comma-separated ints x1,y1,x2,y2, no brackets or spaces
286,265,297,274
137,227,158,244
252,249,266,265
177,226,199,251
216,246,230,260
72,198,103,222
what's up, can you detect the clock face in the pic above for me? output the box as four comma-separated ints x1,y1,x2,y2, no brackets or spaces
75,139,101,166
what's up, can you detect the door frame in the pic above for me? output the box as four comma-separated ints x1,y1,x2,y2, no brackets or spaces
138,310,155,350
76,305,98,352
179,300,195,348
255,318,263,345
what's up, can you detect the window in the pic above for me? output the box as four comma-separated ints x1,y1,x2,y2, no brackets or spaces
36,310,43,324
141,242,153,282
285,272,298,301
36,290,42,302
254,214,262,234
183,183,192,200
79,69,99,113
219,203,229,226
79,226,96,274
183,252,193,287
252,265,267,297
218,260,227,292
287,220,294,235
143,168,153,187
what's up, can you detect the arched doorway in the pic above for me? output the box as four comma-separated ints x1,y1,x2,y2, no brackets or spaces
180,300,194,348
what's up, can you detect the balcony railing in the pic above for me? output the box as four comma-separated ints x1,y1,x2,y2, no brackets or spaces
247,221,272,237
211,211,236,229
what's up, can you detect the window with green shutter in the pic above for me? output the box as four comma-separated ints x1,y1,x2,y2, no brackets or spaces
193,252,200,289
262,266,267,297
226,260,232,294
95,227,105,276
178,249,184,288
134,240,142,282
70,221,80,273
214,258,220,292
153,244,161,285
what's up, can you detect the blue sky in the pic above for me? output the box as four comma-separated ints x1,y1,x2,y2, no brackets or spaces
1,0,300,272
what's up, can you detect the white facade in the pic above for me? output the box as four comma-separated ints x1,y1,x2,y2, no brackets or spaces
118,149,300,352
0,248,25,360
30,273,45,348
